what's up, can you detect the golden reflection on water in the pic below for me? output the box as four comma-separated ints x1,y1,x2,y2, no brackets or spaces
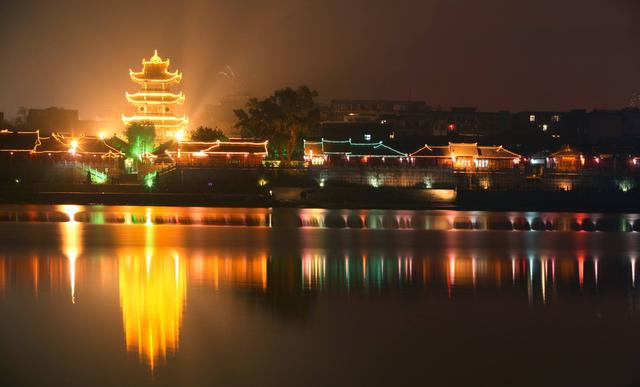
1,230,638,372
118,254,187,372
190,255,268,290
60,205,82,304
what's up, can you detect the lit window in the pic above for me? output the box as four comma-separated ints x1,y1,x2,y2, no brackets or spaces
364,134,371,141
529,115,536,122
389,132,395,139
542,124,548,131
552,115,560,122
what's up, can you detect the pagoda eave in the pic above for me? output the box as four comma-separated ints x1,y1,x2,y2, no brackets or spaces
125,92,185,105
130,71,182,84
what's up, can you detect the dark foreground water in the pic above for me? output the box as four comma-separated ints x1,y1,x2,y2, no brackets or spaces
1,205,640,387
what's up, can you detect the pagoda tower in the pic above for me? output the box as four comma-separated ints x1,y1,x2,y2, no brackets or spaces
123,50,188,141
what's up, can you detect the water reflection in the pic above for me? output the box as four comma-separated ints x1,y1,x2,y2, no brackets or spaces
60,205,82,304
1,204,639,233
2,251,640,372
118,254,186,371
1,205,640,385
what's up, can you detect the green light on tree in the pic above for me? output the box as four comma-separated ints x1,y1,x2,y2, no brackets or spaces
144,171,157,189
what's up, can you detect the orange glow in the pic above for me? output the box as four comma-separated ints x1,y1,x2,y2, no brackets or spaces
119,254,187,371
578,256,584,289
123,50,188,140
60,205,82,304
189,255,267,290
0,257,6,294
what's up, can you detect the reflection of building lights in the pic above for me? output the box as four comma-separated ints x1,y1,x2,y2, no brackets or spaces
119,255,186,371
578,256,584,289
60,205,81,304
302,255,326,289
190,256,267,290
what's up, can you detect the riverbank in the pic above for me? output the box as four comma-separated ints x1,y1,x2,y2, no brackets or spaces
1,185,639,212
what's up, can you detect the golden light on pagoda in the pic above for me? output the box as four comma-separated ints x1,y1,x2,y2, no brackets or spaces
118,254,187,371
122,50,188,141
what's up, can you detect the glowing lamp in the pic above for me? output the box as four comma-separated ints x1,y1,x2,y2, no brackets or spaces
99,132,106,140
594,157,600,164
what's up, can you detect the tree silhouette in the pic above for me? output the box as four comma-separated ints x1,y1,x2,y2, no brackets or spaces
189,126,228,142
234,86,320,162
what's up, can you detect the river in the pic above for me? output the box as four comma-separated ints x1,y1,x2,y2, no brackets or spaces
1,205,639,386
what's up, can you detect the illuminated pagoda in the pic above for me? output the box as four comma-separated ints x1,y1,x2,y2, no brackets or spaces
123,50,188,141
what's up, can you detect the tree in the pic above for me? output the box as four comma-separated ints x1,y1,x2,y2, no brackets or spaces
234,86,320,162
125,122,156,159
190,126,228,142
12,106,29,129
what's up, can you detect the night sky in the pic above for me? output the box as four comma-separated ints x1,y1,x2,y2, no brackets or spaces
0,0,638,120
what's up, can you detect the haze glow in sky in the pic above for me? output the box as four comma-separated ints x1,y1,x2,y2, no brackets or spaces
0,0,639,119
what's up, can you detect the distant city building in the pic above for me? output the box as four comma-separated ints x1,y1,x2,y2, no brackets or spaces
122,50,188,141
328,100,509,138
318,121,394,143
26,107,79,134
331,99,429,121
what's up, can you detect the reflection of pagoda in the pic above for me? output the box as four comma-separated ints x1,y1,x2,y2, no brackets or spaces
122,50,188,141
119,255,186,371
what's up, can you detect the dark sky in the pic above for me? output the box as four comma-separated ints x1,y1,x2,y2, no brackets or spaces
0,0,639,120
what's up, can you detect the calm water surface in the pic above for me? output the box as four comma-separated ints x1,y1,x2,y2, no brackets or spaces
1,205,640,386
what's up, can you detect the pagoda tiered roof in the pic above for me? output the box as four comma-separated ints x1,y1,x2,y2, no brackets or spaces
126,91,185,105
129,50,182,84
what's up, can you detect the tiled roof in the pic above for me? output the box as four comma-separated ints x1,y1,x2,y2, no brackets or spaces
449,143,479,157
165,140,268,156
478,146,521,158
551,145,581,158
411,142,520,159
305,139,406,157
34,133,68,153
35,133,124,156
0,130,40,152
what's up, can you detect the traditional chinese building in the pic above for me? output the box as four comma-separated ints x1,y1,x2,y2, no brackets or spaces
303,139,407,166
0,130,40,158
122,50,188,141
161,139,268,166
410,142,521,170
549,145,586,171
34,133,123,162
